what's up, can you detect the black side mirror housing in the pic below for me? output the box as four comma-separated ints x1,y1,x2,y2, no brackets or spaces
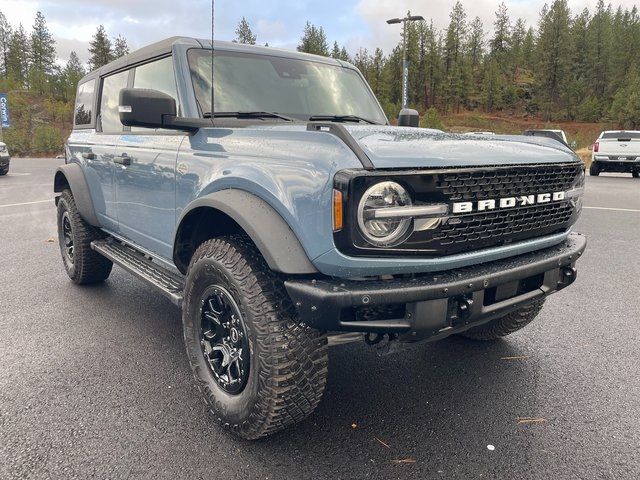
119,88,177,129
397,108,420,127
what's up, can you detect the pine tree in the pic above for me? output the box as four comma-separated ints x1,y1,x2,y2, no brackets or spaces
29,11,56,94
6,24,29,87
0,11,11,77
443,2,468,112
330,41,350,62
536,0,572,119
490,2,511,74
61,51,85,101
510,18,527,76
297,22,329,56
88,25,113,70
113,35,130,58
234,17,256,45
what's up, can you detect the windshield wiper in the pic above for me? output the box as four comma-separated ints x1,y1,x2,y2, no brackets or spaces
203,111,295,121
308,114,377,124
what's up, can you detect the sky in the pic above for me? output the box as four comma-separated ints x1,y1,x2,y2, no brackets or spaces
1,0,638,65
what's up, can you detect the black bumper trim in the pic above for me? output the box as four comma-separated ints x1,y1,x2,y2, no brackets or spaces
285,233,586,342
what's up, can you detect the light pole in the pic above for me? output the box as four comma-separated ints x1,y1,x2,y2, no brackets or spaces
386,14,424,109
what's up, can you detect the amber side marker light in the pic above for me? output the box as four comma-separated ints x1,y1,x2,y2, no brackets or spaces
333,189,344,231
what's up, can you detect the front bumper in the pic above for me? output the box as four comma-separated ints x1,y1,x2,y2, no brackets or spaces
285,233,586,343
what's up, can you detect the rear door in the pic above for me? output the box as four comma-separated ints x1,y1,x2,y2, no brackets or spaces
114,56,185,259
83,70,129,231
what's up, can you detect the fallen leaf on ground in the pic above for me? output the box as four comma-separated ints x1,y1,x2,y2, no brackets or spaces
517,417,546,424
44,238,55,243
375,437,390,449
391,458,417,465
500,355,528,360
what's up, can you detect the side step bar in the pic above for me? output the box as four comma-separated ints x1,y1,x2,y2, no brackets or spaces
91,238,185,306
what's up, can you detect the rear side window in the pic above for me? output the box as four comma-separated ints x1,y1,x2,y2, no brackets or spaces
74,80,95,127
100,70,129,133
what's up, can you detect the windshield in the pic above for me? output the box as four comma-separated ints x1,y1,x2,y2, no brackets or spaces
187,49,387,124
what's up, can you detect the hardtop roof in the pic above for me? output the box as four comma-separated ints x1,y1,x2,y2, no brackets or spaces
78,36,347,85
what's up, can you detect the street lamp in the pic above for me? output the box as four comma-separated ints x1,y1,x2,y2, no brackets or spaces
387,14,424,109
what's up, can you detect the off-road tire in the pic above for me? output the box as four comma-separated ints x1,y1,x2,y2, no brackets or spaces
589,163,600,176
182,235,328,439
56,189,112,284
0,167,8,176
459,299,545,341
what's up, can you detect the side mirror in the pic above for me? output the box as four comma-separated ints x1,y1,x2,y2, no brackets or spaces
119,88,177,129
398,108,420,128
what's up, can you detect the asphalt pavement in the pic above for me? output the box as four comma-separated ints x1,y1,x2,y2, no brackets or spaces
1,158,639,479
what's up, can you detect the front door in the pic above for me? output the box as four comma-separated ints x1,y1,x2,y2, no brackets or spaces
114,56,184,260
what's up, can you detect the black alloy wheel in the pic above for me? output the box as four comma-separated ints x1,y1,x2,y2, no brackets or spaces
199,285,250,394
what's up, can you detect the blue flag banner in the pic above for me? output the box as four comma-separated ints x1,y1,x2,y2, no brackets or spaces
0,93,10,128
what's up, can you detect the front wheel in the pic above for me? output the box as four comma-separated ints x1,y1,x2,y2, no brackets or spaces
632,169,639,178
182,235,328,439
0,167,8,176
459,299,545,341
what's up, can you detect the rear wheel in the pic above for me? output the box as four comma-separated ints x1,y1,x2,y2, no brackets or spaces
459,299,545,341
182,235,328,439
56,189,113,284
589,162,600,176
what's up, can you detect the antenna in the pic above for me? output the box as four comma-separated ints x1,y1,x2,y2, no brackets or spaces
210,0,215,124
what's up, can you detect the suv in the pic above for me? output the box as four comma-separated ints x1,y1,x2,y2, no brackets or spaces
55,37,587,439
0,141,9,175
591,130,640,177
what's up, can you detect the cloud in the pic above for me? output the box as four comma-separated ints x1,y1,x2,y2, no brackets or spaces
2,0,639,66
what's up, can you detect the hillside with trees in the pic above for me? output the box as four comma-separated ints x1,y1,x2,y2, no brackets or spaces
1,1,639,156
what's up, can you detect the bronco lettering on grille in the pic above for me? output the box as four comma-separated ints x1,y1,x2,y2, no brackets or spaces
452,191,566,214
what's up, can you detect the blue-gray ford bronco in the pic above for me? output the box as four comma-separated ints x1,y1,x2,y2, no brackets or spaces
55,37,586,439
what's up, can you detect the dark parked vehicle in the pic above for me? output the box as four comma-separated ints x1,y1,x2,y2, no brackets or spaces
523,129,576,149
0,141,10,175
54,37,586,439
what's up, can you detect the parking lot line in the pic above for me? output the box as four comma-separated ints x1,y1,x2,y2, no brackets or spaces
583,206,640,213
0,199,52,209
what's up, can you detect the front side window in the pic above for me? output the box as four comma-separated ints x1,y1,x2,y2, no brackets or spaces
74,79,95,126
133,56,179,109
100,70,129,134
187,49,387,124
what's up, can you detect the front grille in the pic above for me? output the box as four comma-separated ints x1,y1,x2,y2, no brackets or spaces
433,202,575,246
419,164,582,254
334,162,583,258
436,164,582,201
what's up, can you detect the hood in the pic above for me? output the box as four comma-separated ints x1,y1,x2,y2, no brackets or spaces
341,125,579,169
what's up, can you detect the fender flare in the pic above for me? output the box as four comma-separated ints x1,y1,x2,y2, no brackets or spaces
53,163,101,227
175,190,318,275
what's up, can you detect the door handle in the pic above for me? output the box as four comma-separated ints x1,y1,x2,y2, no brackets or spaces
114,154,132,166
82,152,96,160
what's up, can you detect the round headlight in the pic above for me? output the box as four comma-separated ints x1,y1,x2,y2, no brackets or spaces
357,181,412,247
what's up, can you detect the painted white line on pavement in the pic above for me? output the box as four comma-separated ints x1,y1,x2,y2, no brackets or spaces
5,172,32,176
0,199,52,209
583,206,640,213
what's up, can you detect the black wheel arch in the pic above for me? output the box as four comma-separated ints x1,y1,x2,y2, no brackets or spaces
54,163,101,227
173,189,318,275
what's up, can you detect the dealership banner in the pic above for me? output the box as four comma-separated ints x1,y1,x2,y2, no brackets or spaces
0,93,10,128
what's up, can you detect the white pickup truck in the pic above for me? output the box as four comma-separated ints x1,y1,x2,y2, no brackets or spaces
591,130,640,177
